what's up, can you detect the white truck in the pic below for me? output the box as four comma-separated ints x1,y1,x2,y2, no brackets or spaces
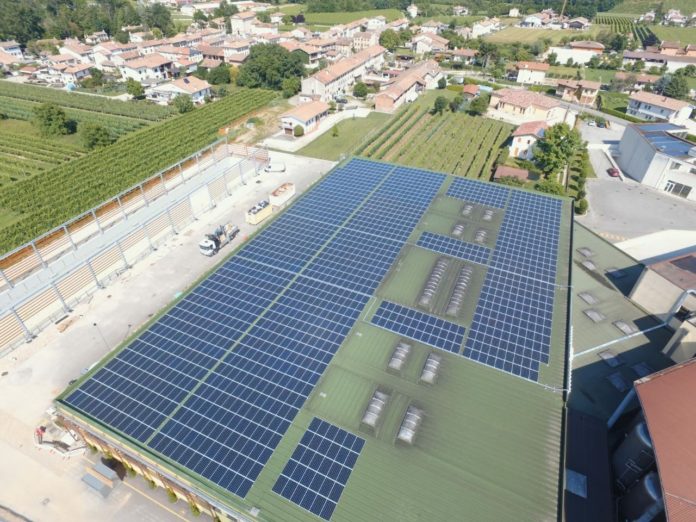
199,223,240,256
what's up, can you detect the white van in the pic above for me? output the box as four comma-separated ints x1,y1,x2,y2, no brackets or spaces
264,162,286,173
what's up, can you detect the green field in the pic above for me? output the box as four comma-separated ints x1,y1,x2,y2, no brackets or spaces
304,9,404,25
485,25,605,44
652,26,696,44
549,66,617,83
0,120,84,185
297,113,391,160
609,1,696,13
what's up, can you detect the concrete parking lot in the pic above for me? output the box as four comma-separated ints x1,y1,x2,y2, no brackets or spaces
0,152,335,522
577,176,696,242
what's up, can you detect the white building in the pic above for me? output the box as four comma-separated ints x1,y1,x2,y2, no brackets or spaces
508,8,520,17
280,101,330,135
301,45,385,102
375,60,441,113
406,4,418,18
513,61,549,85
509,121,547,160
471,18,500,38
366,16,387,31
119,54,174,83
230,11,258,36
61,63,93,84
627,91,693,125
548,40,605,66
617,123,696,201
453,5,469,16
0,40,23,60
146,76,212,104
60,39,94,64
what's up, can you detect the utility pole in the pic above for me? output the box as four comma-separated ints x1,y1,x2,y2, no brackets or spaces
559,0,568,20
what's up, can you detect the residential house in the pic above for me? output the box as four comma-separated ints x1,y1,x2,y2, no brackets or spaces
169,33,203,48
471,18,500,38
343,18,369,38
158,45,203,63
366,16,387,31
513,61,549,85
129,31,153,43
230,11,258,36
664,9,687,26
280,101,330,135
0,40,23,60
60,39,94,63
353,31,379,51
521,15,543,28
270,12,284,24
85,31,110,45
250,22,277,35
197,44,226,64
452,5,468,16
180,2,218,17
613,72,660,92
461,83,479,99
455,26,472,39
567,17,590,30
406,4,418,18
420,20,445,34
412,34,448,54
290,27,313,40
138,39,168,55
146,76,211,104
617,123,696,200
488,88,568,124
555,79,600,105
623,49,696,73
375,60,442,112
449,48,477,65
119,54,174,83
640,11,656,23
61,63,93,84
221,39,252,59
627,91,693,125
508,8,520,17
386,19,410,32
300,45,385,101
548,40,605,65
509,121,548,160
659,41,682,55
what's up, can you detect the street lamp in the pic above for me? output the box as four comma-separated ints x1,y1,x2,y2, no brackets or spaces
93,322,108,351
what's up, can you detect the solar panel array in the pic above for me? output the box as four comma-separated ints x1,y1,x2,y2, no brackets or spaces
63,159,445,500
417,231,491,266
371,301,466,354
273,418,365,520
445,184,565,381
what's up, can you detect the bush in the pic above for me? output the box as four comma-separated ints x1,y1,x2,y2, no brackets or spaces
600,107,644,123
575,198,588,214
281,77,300,98
32,103,72,137
146,478,157,489
79,123,114,150
173,94,195,114
534,179,565,196
497,176,525,187
166,489,178,503
293,125,304,137
189,502,201,517
576,189,586,199
353,81,368,98
127,467,137,478
437,77,447,89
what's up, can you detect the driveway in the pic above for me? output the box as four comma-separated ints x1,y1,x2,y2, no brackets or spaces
588,148,617,180
577,177,696,242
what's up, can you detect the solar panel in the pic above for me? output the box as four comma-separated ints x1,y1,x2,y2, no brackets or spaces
447,178,510,209
273,418,365,520
417,231,491,265
371,301,466,354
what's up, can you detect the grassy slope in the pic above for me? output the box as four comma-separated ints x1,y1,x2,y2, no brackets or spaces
609,0,696,13
485,25,605,44
651,26,696,44
297,112,391,160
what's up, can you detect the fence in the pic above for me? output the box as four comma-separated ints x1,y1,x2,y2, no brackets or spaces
0,139,268,357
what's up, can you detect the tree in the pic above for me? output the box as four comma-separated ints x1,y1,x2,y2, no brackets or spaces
587,55,601,69
237,44,305,90
207,64,231,84
257,11,271,23
282,77,300,98
575,198,588,214
142,4,175,36
546,52,558,66
379,29,400,52
497,176,525,187
79,123,113,150
449,95,463,112
664,74,688,99
126,78,144,98
293,125,304,137
534,179,566,195
353,81,368,98
535,123,582,178
32,103,70,137
433,96,448,115
331,124,339,137
214,0,238,17
173,94,194,113
437,77,447,89
282,14,293,25
468,93,489,115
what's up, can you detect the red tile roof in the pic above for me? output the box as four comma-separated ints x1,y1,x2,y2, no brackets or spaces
636,359,696,522
630,90,691,111
512,120,548,137
282,101,330,122
494,88,560,110
494,165,530,181
515,61,549,72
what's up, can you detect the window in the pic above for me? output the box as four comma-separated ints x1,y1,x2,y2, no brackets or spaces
671,161,681,170
664,180,692,198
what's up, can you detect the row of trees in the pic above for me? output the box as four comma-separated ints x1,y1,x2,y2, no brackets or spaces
0,0,177,45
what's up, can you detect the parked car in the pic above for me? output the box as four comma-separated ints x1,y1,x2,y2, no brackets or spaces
597,121,606,128
264,162,286,173
587,120,596,127
607,167,620,178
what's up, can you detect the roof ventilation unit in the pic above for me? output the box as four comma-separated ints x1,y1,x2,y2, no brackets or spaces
581,260,597,271
397,405,424,445
451,223,466,238
418,257,449,309
578,292,599,305
614,320,638,335
612,420,655,491
461,203,474,217
387,341,412,374
361,390,389,430
445,265,473,317
474,229,488,244
420,352,442,385
584,309,606,323
482,209,495,222
577,247,594,257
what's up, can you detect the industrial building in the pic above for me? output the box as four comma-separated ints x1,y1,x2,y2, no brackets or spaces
56,158,574,522
617,123,696,201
